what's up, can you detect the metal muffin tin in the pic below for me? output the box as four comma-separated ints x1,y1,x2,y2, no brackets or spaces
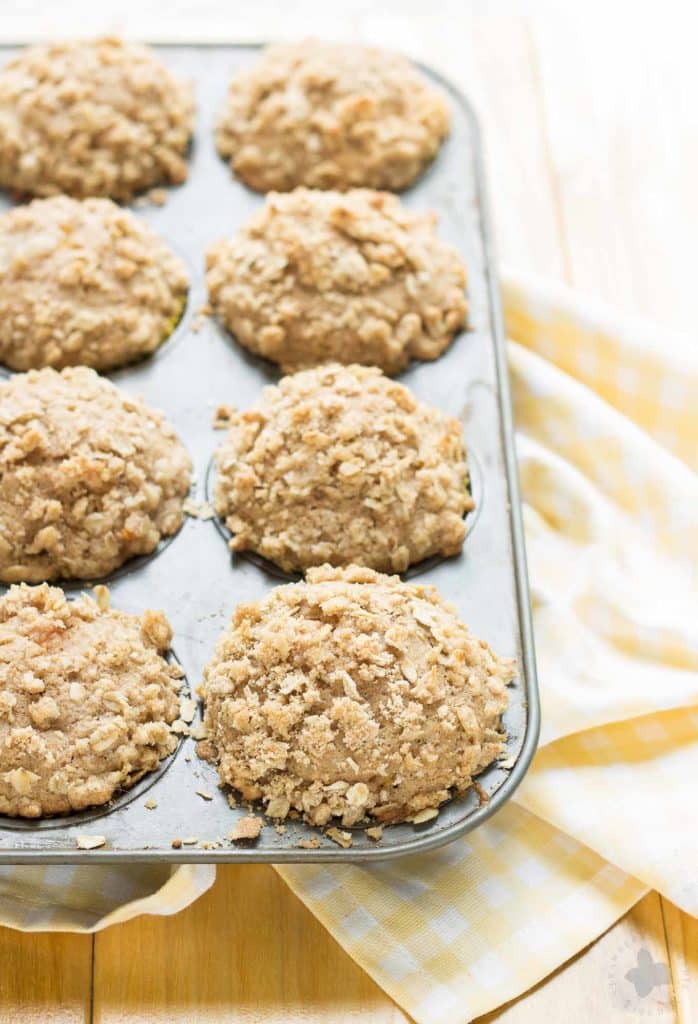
0,43,539,863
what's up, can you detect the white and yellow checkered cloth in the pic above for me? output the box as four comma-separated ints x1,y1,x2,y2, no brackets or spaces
1,272,696,1022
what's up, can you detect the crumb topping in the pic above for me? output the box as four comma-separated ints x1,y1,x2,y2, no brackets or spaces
199,565,514,827
0,37,194,200
0,196,188,372
216,40,449,192
206,187,467,375
0,584,181,818
0,366,192,582
215,364,473,573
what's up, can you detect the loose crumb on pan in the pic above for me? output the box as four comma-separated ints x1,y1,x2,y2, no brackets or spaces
213,405,235,430
366,826,383,842
215,40,449,192
298,837,320,850
326,827,353,849
179,698,197,723
183,499,214,521
214,363,473,574
198,565,515,828
76,834,106,850
0,37,194,201
228,816,263,842
206,187,467,376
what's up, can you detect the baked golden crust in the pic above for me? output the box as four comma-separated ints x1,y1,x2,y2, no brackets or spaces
0,196,188,371
0,584,181,818
214,364,473,573
199,565,514,827
216,40,449,192
0,37,194,200
0,367,192,583
206,188,467,375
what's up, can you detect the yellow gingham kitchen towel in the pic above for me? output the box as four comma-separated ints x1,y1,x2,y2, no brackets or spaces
0,272,696,1023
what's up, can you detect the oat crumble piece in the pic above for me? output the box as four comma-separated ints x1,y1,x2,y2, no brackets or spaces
228,816,263,841
146,188,168,206
298,837,320,850
411,807,439,824
326,827,353,849
213,405,235,430
76,834,106,850
182,499,214,521
206,188,467,375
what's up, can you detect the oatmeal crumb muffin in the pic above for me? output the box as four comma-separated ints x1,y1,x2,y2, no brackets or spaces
0,196,189,372
215,363,473,574
0,37,194,201
0,367,192,583
216,40,449,192
0,584,181,818
198,565,514,827
206,188,467,375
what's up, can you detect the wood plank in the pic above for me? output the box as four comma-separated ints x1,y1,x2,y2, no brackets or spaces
93,864,409,1024
352,17,568,279
661,901,698,1024
0,927,92,1024
463,18,569,280
530,10,698,333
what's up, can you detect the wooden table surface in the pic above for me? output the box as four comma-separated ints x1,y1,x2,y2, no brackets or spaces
0,9,696,1023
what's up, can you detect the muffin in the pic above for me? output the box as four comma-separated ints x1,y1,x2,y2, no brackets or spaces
216,40,449,192
0,196,189,371
0,367,192,583
0,37,194,200
198,565,514,827
206,188,467,374
0,584,181,817
214,364,473,574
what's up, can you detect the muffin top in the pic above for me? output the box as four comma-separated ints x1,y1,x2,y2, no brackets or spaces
0,367,192,583
0,37,194,200
216,40,449,192
198,565,514,827
214,363,473,574
206,188,467,375
0,584,182,818
0,196,188,372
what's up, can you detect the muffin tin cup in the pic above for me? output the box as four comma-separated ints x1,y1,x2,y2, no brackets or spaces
0,43,539,864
